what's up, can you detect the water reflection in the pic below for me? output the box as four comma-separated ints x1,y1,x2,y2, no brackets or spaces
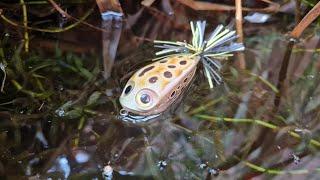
101,17,122,79
47,156,70,179
90,113,226,179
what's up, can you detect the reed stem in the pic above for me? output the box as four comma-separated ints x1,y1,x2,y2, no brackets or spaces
235,0,246,69
20,0,29,53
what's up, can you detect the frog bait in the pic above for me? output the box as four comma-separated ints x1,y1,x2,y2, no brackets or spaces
119,21,244,123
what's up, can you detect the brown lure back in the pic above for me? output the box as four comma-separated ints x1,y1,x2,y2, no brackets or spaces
119,55,199,116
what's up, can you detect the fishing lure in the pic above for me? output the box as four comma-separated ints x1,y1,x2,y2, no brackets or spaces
119,21,244,123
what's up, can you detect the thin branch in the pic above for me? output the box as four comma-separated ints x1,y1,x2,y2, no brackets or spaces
274,1,320,109
176,0,280,13
290,1,320,39
196,115,320,148
0,6,105,33
47,0,109,33
235,0,243,43
242,159,320,176
235,0,245,69
20,0,29,53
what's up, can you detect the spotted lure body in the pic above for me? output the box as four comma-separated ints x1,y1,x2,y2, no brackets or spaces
120,55,199,116
119,21,244,123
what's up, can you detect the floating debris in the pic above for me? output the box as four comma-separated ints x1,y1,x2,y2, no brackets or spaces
306,74,315,79
35,130,48,148
59,156,71,178
25,157,40,176
244,13,271,23
157,160,167,171
208,168,219,176
199,163,208,169
105,89,114,97
55,109,65,117
118,170,134,176
58,85,64,91
102,165,113,180
290,153,301,165
74,150,90,164
47,156,71,179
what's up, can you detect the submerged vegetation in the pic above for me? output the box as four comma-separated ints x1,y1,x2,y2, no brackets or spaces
0,0,320,179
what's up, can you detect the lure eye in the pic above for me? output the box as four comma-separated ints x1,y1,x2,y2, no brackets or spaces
140,94,150,104
136,89,158,110
137,92,153,107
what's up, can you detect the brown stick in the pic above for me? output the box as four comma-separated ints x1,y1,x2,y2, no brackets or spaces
20,0,29,53
274,40,295,108
96,0,123,13
235,0,243,43
235,0,245,69
290,1,320,39
176,0,280,13
274,1,320,109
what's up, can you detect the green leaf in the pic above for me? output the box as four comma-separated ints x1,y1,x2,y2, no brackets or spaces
58,100,73,110
74,56,83,69
229,67,239,78
86,91,102,106
64,109,82,119
79,67,93,80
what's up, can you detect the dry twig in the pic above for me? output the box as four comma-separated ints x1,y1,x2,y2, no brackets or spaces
47,0,108,32
290,1,320,39
177,0,280,13
0,7,96,33
235,0,245,69
20,0,29,53
96,0,123,13
275,1,320,109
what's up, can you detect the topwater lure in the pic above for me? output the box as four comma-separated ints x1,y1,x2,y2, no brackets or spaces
119,21,244,123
